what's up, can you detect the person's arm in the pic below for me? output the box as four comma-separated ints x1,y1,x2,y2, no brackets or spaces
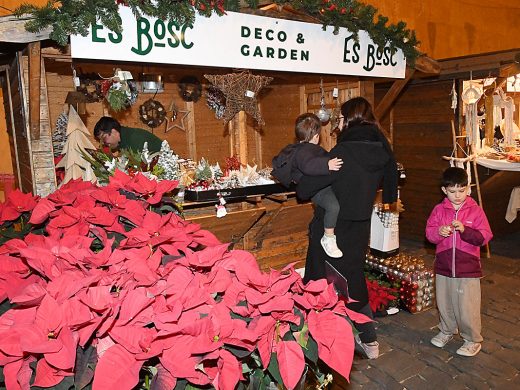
425,205,447,244
459,208,493,246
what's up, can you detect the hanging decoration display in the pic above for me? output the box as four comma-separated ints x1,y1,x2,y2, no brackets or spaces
316,78,331,123
461,75,483,148
139,99,166,128
178,76,202,102
165,101,190,133
205,86,227,119
204,71,273,125
98,69,139,112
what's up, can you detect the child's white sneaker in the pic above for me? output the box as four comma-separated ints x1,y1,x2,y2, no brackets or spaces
320,235,343,258
430,331,453,348
456,341,481,357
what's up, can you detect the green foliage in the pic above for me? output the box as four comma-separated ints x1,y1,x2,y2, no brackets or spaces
15,0,420,63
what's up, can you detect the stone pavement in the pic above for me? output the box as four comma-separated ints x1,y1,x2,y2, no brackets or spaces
332,237,520,390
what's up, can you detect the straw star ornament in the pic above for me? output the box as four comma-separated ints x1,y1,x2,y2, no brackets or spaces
204,71,273,126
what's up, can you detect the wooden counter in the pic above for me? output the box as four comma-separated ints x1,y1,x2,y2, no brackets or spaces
183,193,314,271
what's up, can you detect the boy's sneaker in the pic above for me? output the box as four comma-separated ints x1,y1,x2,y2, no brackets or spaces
431,332,453,348
320,235,343,258
456,341,481,357
354,334,379,359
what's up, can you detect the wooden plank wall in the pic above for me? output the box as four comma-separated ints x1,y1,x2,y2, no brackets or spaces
377,80,455,241
22,56,56,196
7,54,34,194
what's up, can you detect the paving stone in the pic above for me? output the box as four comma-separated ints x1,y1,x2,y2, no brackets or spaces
362,366,403,389
452,373,491,390
399,375,428,390
486,375,520,389
416,366,461,388
480,349,520,379
480,339,503,354
370,349,425,383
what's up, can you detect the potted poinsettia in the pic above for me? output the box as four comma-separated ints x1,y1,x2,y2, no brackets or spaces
0,170,368,390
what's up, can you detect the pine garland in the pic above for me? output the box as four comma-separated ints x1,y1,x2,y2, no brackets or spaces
15,0,420,63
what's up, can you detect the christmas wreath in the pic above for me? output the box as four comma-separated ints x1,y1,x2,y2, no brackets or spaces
139,99,166,128
178,76,202,102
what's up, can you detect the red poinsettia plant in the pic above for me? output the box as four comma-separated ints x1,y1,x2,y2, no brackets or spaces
0,170,368,390
365,277,398,313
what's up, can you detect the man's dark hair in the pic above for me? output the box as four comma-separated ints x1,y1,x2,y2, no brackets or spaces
441,167,468,187
295,113,321,142
93,117,121,140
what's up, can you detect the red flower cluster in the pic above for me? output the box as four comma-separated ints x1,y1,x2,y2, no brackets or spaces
0,171,364,389
366,278,398,313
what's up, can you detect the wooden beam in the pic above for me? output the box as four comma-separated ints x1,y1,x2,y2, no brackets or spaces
414,55,441,74
28,41,41,140
375,67,415,120
0,15,51,43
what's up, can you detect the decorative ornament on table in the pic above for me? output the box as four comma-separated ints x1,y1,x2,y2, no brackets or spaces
156,140,181,181
215,192,227,218
139,98,166,128
165,100,190,133
205,85,227,119
178,75,202,102
224,155,241,174
55,106,98,185
204,70,273,125
316,78,331,123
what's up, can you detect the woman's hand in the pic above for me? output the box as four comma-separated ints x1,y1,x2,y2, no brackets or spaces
328,157,343,171
383,199,405,213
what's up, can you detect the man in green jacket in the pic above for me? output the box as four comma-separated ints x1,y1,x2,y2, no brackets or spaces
93,116,163,153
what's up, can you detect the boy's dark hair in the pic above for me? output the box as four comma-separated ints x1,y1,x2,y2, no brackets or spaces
441,167,468,187
93,117,121,140
295,113,321,142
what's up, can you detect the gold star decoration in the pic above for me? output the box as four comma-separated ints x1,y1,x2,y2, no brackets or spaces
165,100,190,133
204,71,273,126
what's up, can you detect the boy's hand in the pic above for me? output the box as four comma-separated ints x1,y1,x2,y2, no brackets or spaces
452,220,465,233
439,225,452,237
328,158,343,171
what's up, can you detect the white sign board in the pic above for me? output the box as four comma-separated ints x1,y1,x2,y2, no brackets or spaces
71,8,406,78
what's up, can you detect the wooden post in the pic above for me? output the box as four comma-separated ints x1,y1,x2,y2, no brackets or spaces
237,111,248,164
28,41,41,140
186,101,197,160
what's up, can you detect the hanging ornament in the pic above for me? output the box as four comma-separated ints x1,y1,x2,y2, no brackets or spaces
205,86,227,119
204,71,273,126
329,82,341,134
316,78,330,123
165,100,190,133
450,79,457,113
178,76,202,102
139,99,166,128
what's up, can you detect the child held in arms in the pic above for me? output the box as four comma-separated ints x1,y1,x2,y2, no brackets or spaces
291,113,344,258
426,167,492,357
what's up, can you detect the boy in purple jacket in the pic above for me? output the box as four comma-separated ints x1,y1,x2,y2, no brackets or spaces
426,167,492,357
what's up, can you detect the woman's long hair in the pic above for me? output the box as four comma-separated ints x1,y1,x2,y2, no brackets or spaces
340,96,380,131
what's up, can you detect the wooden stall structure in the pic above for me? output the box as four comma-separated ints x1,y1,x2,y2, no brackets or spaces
377,49,520,240
0,7,441,270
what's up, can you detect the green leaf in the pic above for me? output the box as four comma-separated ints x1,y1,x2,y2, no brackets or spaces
303,335,319,364
267,352,282,385
74,344,98,390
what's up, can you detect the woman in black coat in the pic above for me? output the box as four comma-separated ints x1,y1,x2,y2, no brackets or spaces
297,97,398,359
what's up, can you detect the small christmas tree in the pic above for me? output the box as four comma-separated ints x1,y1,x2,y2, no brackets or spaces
55,106,98,185
156,141,180,181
